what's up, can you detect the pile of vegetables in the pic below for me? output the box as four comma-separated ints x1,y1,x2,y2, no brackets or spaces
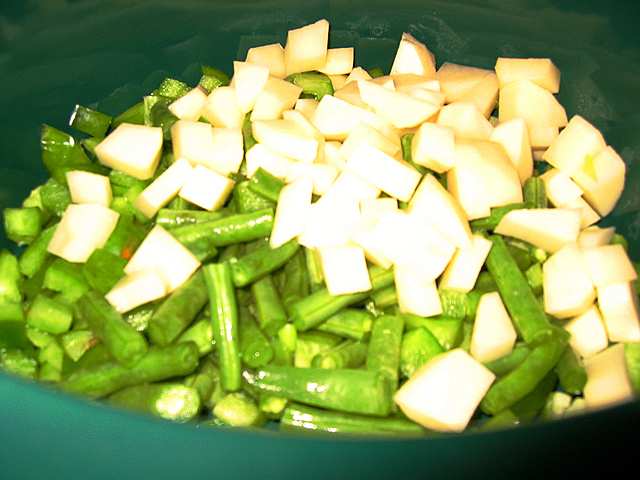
1,19,639,435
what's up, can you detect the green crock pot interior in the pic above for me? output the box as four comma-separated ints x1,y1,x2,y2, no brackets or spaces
1,1,639,478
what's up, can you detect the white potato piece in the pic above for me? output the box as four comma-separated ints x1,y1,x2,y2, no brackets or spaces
358,80,440,129
179,165,234,211
284,19,330,75
440,234,493,292
294,98,318,120
540,168,583,207
436,102,493,140
571,146,626,217
95,123,162,180
168,87,208,121
495,208,581,253
202,86,244,128
408,174,472,248
245,144,295,179
565,305,608,359
489,118,533,183
232,61,270,113
392,74,440,91
582,244,637,288
318,48,354,75
333,81,369,109
394,349,495,432
597,281,640,342
329,74,348,90
578,226,615,248
345,144,421,202
207,127,244,175
542,115,606,175
345,67,372,84
411,123,456,173
246,43,286,78
47,204,119,263
105,270,168,314
543,244,595,319
134,158,193,218
252,119,318,163
498,80,567,127
322,170,380,203
471,292,517,363
564,196,600,229
251,77,302,121
319,244,371,296
321,141,347,171
398,85,445,107
456,72,499,118
390,32,436,78
66,170,112,207
436,62,493,102
495,57,561,93
125,225,200,292
270,178,313,248
340,123,401,160
299,196,360,249
285,163,339,196
395,265,442,317
529,126,559,149
584,344,634,409
171,120,217,169
359,198,398,223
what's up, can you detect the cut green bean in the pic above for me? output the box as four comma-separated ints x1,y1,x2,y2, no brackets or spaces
542,391,573,420
239,306,274,368
367,315,404,389
200,65,230,92
123,303,155,332
402,315,463,350
0,251,22,304
625,343,640,393
484,343,531,377
177,316,215,357
555,348,587,395
439,289,468,320
523,177,547,209
316,308,374,341
230,240,299,288
311,340,368,370
304,248,324,292
155,208,230,230
470,203,528,231
242,114,257,152
259,394,288,419
233,181,275,214
286,72,334,100
203,263,241,392
152,77,190,99
294,331,342,368
0,348,38,379
251,275,288,337
27,295,73,335
3,207,42,245
69,104,112,137
184,357,221,407
40,125,94,183
248,168,285,203
478,410,520,431
511,371,558,422
213,392,264,427
108,383,200,421
18,223,57,278
525,263,543,296
400,327,444,378
61,330,97,362
371,286,397,309
280,249,310,313
82,248,127,295
43,259,89,302
112,102,144,127
40,178,71,216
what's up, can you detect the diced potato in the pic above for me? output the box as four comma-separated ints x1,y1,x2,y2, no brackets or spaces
284,19,330,75
232,61,270,113
105,270,168,314
584,344,634,409
299,195,360,249
578,226,615,248
134,158,193,218
392,74,440,91
208,127,244,175
333,81,369,109
571,146,626,217
322,171,380,203
168,87,208,121
397,85,445,107
499,80,567,127
436,62,494,103
370,75,397,90
340,123,401,160
65,170,112,207
543,244,595,319
95,123,162,180
252,119,319,163
359,198,398,223
319,244,371,296
345,66,372,84
489,118,533,184
246,43,286,78
202,86,244,128
390,32,436,78
47,204,119,263
281,109,324,145
329,74,348,90
321,141,347,171
294,98,318,120
565,305,608,359
456,72,499,118
540,168,583,207
350,218,393,269
495,208,581,253
345,144,421,202
270,178,313,248
411,123,456,173
171,120,220,171
251,77,302,121
440,234,493,293
179,165,235,211
318,48,354,75
436,102,493,140
125,225,200,292
495,57,561,93
285,163,339,196
597,281,640,342
395,265,442,317
358,80,441,129
245,144,295,179
529,126,559,149
542,115,606,176
582,244,637,288
564,197,600,229
408,174,472,248
470,292,517,363
394,349,495,432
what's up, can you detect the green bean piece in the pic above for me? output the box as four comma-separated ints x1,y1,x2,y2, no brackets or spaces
281,403,425,436
242,114,257,152
69,104,112,137
203,263,241,392
371,286,397,309
625,343,640,393
40,125,94,183
233,181,275,214
62,342,199,398
402,315,464,350
470,203,528,231
484,343,532,377
610,233,629,251
43,259,89,302
213,392,265,427
367,315,404,389
400,327,444,378
316,308,374,341
248,168,285,203
439,289,468,320
230,240,299,288
480,336,568,415
200,65,230,92
311,340,369,370
155,208,230,230
112,101,144,127
147,270,208,346
3,207,42,245
184,357,221,407
243,366,393,416
177,316,215,357
523,177,547,209
152,77,190,99
478,410,520,431
61,330,98,362
26,295,73,335
511,371,558,422
542,391,573,420
291,266,394,332
82,248,127,295
0,348,38,379
40,178,71,217
367,67,384,78
304,248,324,292
486,235,553,345
251,275,288,337
18,223,57,278
75,292,148,367
239,306,274,368
108,383,200,421
259,394,288,419
280,250,310,313
0,251,22,304
525,263,544,296
555,348,587,395
102,214,148,259
286,72,334,100
401,133,414,162
294,331,342,368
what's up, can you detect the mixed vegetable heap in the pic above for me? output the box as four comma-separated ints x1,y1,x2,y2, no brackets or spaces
1,19,639,434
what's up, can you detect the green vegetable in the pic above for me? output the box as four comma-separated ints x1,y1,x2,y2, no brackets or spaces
525,263,544,296
625,343,640,393
542,391,573,420
230,240,299,287
112,102,145,127
316,308,374,341
478,410,520,431
18,223,57,278
371,286,397,309
367,67,384,78
243,366,393,416
0,251,22,304
203,263,241,392
124,304,155,332
402,315,463,350
484,343,531,376
82,248,127,295
238,306,274,368
304,248,324,292
286,72,334,100
61,330,97,362
400,327,444,378
43,259,89,302
311,340,368,370
177,317,215,356
248,168,285,203
152,77,190,99
279,249,310,312
69,105,112,137
470,203,527,231
108,383,201,422
233,181,275,214
40,178,71,216
439,289,468,320
251,275,288,337
213,392,264,427
511,371,558,422
367,315,404,389
183,357,221,407
523,177,547,209
26,295,73,335
40,125,94,183
555,348,587,395
401,134,414,162
199,65,230,93
3,208,42,245
242,114,257,152
294,331,342,368
155,208,230,230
